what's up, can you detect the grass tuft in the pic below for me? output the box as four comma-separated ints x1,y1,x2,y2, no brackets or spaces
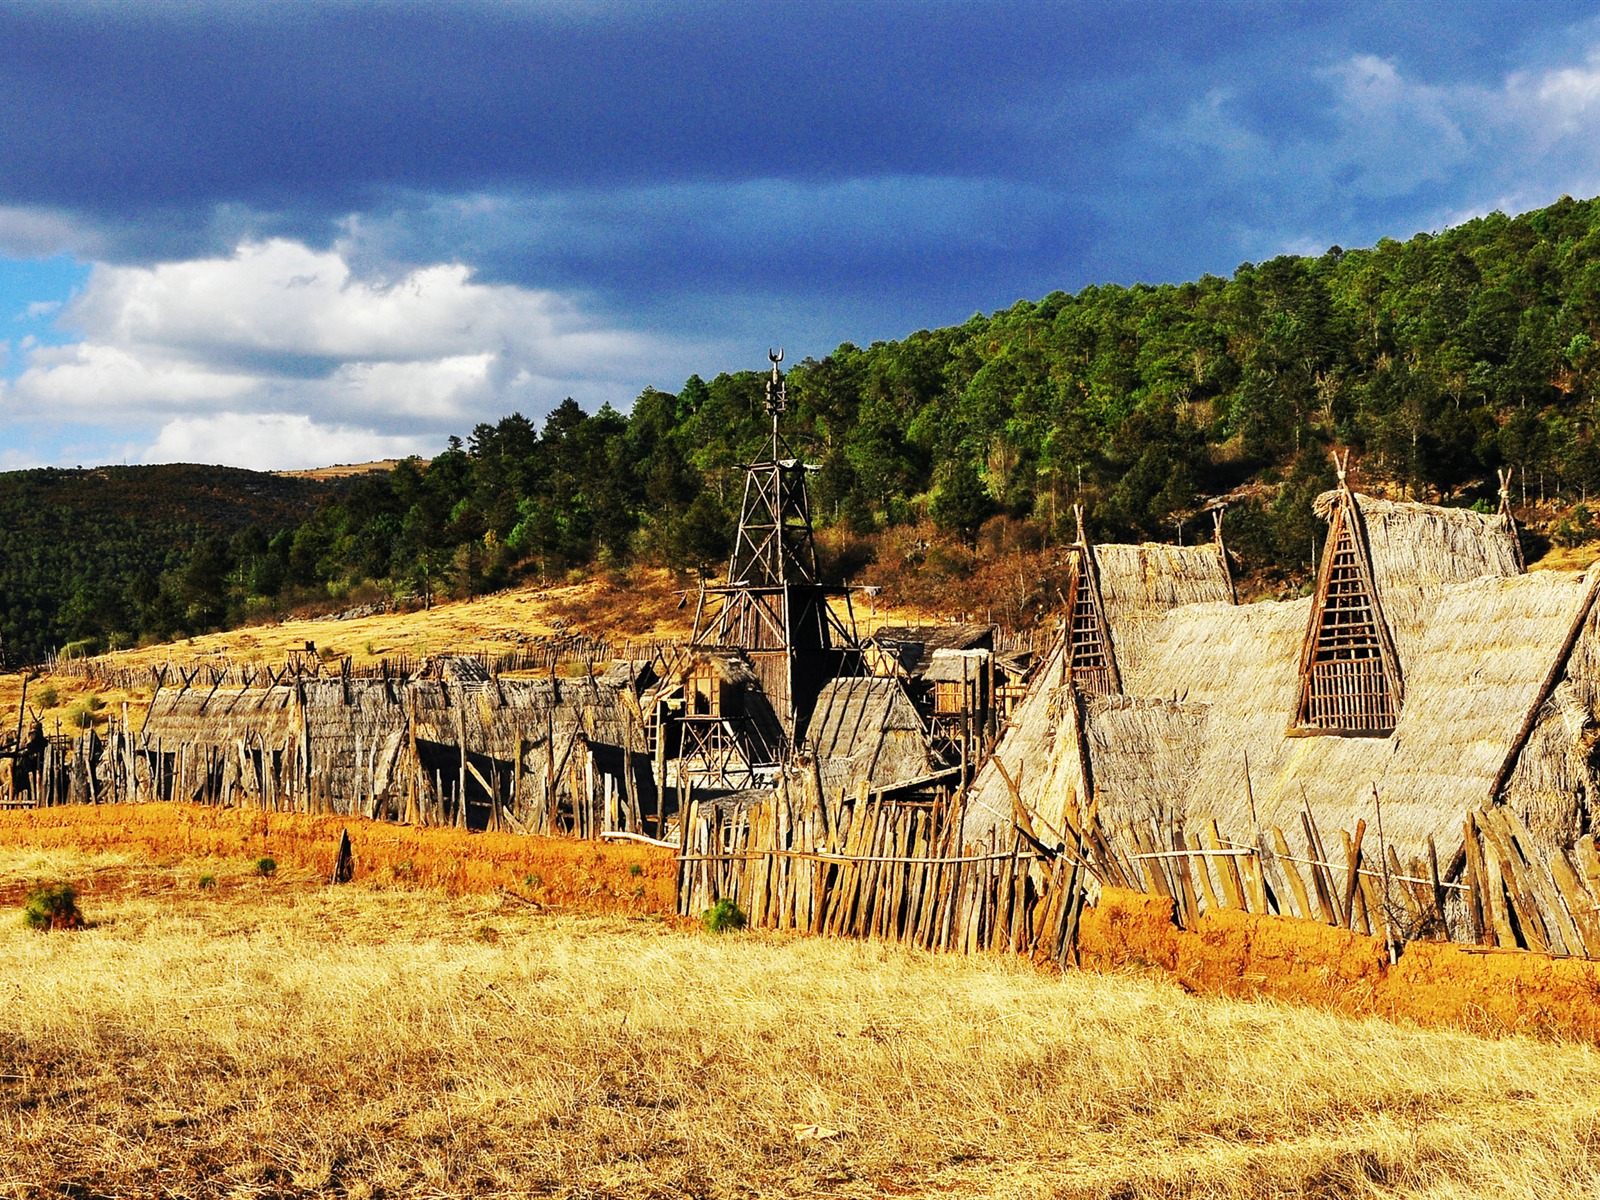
700,897,746,934
21,881,83,932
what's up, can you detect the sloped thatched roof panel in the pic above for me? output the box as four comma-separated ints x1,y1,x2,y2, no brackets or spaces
1092,542,1233,675
1079,694,1210,834
1314,491,1523,591
962,641,1068,842
806,675,933,798
1096,570,1595,854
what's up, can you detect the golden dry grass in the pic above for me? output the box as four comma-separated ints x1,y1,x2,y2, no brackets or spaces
0,848,1597,1198
274,460,417,481
1528,540,1600,572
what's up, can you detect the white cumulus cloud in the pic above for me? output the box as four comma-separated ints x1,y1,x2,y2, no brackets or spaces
1,238,678,469
1138,33,1600,268
144,412,436,470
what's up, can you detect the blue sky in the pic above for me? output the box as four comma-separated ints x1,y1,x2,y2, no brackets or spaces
5,0,1600,470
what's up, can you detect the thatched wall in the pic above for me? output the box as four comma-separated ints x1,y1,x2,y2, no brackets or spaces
143,681,301,746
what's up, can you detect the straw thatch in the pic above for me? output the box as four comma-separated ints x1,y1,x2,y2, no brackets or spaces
1311,491,1527,663
922,648,990,683
966,485,1587,866
301,679,408,804
406,675,655,823
1060,569,1598,859
1090,542,1234,674
1312,491,1524,591
142,680,301,745
806,675,935,798
141,671,656,825
962,640,1067,841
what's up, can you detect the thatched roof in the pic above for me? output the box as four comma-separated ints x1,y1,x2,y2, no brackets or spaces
923,648,989,683
869,624,993,677
1090,541,1234,672
806,675,934,798
1306,490,1527,695
967,491,1566,862
962,640,1068,842
1313,491,1523,591
1093,542,1235,622
1086,569,1596,857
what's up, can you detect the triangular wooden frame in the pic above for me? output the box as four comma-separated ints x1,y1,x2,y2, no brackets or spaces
1498,467,1526,573
1294,467,1403,736
1065,506,1121,696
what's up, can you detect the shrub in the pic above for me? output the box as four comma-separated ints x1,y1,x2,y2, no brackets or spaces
700,898,747,934
473,924,500,944
628,863,643,877
34,685,58,708
22,882,83,932
255,857,277,878
198,874,216,890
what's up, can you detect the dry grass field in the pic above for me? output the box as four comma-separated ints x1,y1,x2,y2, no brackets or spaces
0,847,1597,1199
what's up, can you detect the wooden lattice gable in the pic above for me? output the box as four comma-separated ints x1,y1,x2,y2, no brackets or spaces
1294,471,1403,735
1064,509,1121,696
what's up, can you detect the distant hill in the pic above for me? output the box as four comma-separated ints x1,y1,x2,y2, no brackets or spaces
0,465,341,665
276,459,426,481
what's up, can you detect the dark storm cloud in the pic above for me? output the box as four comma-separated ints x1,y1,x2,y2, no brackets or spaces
8,0,1581,286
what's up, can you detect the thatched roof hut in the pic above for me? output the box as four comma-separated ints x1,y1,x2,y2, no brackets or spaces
868,624,993,679
965,487,1595,867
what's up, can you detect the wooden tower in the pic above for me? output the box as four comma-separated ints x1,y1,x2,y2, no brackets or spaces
1294,457,1402,735
690,350,861,747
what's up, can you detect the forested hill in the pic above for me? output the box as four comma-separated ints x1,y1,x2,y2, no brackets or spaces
10,192,1600,664
0,466,336,663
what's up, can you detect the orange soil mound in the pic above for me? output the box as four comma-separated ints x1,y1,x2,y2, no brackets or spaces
0,804,678,918
1081,886,1600,1040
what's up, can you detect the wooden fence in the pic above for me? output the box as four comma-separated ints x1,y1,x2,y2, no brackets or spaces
677,787,1091,965
673,772,1600,966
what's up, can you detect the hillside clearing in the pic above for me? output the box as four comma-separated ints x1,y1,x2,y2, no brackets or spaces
0,848,1596,1198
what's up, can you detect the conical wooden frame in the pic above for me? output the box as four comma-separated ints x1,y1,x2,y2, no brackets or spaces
1064,531,1121,697
1294,485,1402,735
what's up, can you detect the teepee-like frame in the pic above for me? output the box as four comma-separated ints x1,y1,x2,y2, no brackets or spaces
1293,454,1402,735
1064,506,1121,696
